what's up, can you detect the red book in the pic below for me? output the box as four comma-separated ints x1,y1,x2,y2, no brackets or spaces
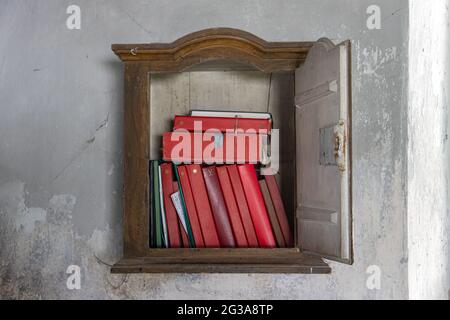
227,165,259,247
162,131,267,164
176,166,205,248
179,220,189,248
173,182,189,248
173,115,271,133
237,164,276,248
160,163,181,248
259,179,286,247
216,166,248,247
202,166,236,247
264,175,293,247
186,164,221,247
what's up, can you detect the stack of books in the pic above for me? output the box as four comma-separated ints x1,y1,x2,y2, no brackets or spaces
149,110,293,248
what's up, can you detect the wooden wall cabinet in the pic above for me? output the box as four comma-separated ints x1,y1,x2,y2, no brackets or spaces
111,28,352,273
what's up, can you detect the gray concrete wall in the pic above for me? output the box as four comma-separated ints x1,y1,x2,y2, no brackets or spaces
0,0,410,299
408,0,450,300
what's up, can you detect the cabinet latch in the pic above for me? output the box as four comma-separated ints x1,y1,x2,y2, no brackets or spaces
334,120,346,171
319,120,346,171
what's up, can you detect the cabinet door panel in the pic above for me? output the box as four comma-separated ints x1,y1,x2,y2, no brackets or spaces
295,39,352,264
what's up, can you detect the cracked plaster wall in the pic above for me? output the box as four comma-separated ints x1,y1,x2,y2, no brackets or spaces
0,0,413,299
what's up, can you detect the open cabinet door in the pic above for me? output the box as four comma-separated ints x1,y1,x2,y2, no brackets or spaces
295,39,352,264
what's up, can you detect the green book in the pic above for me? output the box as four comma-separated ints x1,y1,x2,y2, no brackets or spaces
172,163,196,247
152,160,163,248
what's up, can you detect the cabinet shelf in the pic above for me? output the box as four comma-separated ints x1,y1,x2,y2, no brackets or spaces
111,249,330,274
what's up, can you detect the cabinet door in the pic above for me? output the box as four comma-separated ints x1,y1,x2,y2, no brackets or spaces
295,39,352,264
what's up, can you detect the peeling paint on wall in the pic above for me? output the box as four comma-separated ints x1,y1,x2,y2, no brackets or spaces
357,45,398,78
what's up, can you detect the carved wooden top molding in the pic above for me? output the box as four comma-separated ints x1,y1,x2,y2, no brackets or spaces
112,28,314,72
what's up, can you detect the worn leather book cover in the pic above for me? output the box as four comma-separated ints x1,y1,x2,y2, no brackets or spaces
227,164,259,247
259,179,286,247
237,164,276,248
216,166,248,247
173,115,271,133
186,164,221,247
160,163,181,248
202,166,236,247
176,165,205,248
264,175,293,247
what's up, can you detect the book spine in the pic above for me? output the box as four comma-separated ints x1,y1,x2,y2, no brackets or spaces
186,164,221,248
176,165,205,248
172,163,195,247
216,166,248,247
264,175,293,247
173,115,271,133
237,164,276,248
227,165,259,247
173,181,190,248
202,166,236,247
179,220,189,248
259,180,286,247
153,161,163,248
190,110,272,120
160,163,181,248
158,166,169,247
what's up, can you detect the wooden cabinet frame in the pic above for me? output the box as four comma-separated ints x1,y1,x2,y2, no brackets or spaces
111,28,351,273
